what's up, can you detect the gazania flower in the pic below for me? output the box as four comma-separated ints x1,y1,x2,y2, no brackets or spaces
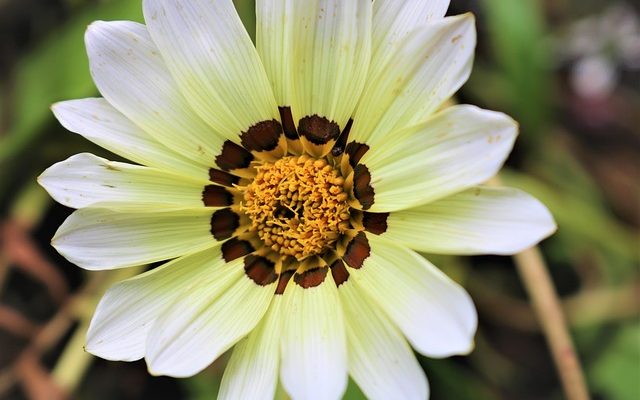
38,0,556,398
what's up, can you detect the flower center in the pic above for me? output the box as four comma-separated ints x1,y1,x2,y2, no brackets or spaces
242,155,350,261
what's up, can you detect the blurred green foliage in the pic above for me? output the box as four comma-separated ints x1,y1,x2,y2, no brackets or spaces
477,0,552,144
590,323,640,400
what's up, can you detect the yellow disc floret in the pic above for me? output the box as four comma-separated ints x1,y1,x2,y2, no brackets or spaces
242,155,350,260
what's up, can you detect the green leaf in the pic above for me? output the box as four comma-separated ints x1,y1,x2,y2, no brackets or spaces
590,323,640,400
476,0,552,142
234,0,256,41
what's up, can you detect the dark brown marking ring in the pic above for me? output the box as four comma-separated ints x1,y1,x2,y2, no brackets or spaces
221,237,255,262
210,208,240,240
330,260,349,286
244,255,278,286
215,140,253,171
202,185,234,207
294,267,328,289
362,212,389,235
278,106,299,140
353,164,375,210
208,168,240,187
342,232,371,269
240,119,283,153
331,118,353,156
298,115,341,145
275,270,294,295
344,142,370,168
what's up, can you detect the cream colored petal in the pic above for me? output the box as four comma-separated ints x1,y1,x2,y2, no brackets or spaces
351,14,476,148
371,0,450,77
85,21,226,165
52,208,215,270
350,234,477,358
218,297,283,400
38,153,210,210
289,0,372,127
256,0,295,107
143,0,280,140
280,273,348,400
85,246,225,361
52,98,207,179
385,186,557,255
339,280,429,400
145,262,275,377
360,105,517,212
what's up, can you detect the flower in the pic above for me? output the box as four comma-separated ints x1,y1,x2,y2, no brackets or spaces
38,0,556,399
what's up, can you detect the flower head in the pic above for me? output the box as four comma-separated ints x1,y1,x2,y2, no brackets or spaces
38,0,556,399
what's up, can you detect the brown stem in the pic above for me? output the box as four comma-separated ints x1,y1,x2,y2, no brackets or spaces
514,247,590,400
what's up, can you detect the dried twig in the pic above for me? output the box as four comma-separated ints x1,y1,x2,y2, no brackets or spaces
1,220,68,303
0,305,38,338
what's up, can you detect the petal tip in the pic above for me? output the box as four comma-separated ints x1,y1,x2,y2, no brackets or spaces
83,341,96,356
459,339,476,355
146,366,164,377
35,171,45,186
145,358,201,379
85,20,105,37
460,12,476,22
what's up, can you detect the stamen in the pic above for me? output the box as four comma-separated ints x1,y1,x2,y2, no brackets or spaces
241,155,351,261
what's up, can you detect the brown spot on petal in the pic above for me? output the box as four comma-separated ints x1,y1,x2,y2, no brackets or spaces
362,212,389,235
244,255,278,286
202,185,233,207
208,168,240,187
353,164,375,210
278,106,299,140
210,208,240,240
215,140,253,171
331,118,353,156
343,232,370,269
298,115,340,145
240,119,283,153
221,237,255,262
275,270,294,295
294,267,328,289
330,260,349,287
344,142,369,168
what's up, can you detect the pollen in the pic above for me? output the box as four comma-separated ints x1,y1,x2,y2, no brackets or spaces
242,155,351,260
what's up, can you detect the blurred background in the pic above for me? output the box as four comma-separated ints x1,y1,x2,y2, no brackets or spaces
0,0,638,399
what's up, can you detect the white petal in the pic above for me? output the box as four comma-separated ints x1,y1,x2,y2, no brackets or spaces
143,0,280,139
385,186,557,255
51,98,207,179
85,21,227,165
351,14,476,148
289,0,372,128
371,0,450,77
350,234,477,358
146,263,276,377
339,280,429,400
359,105,517,212
256,0,295,107
38,153,210,209
52,208,215,270
86,246,225,361
218,297,283,400
280,273,348,400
